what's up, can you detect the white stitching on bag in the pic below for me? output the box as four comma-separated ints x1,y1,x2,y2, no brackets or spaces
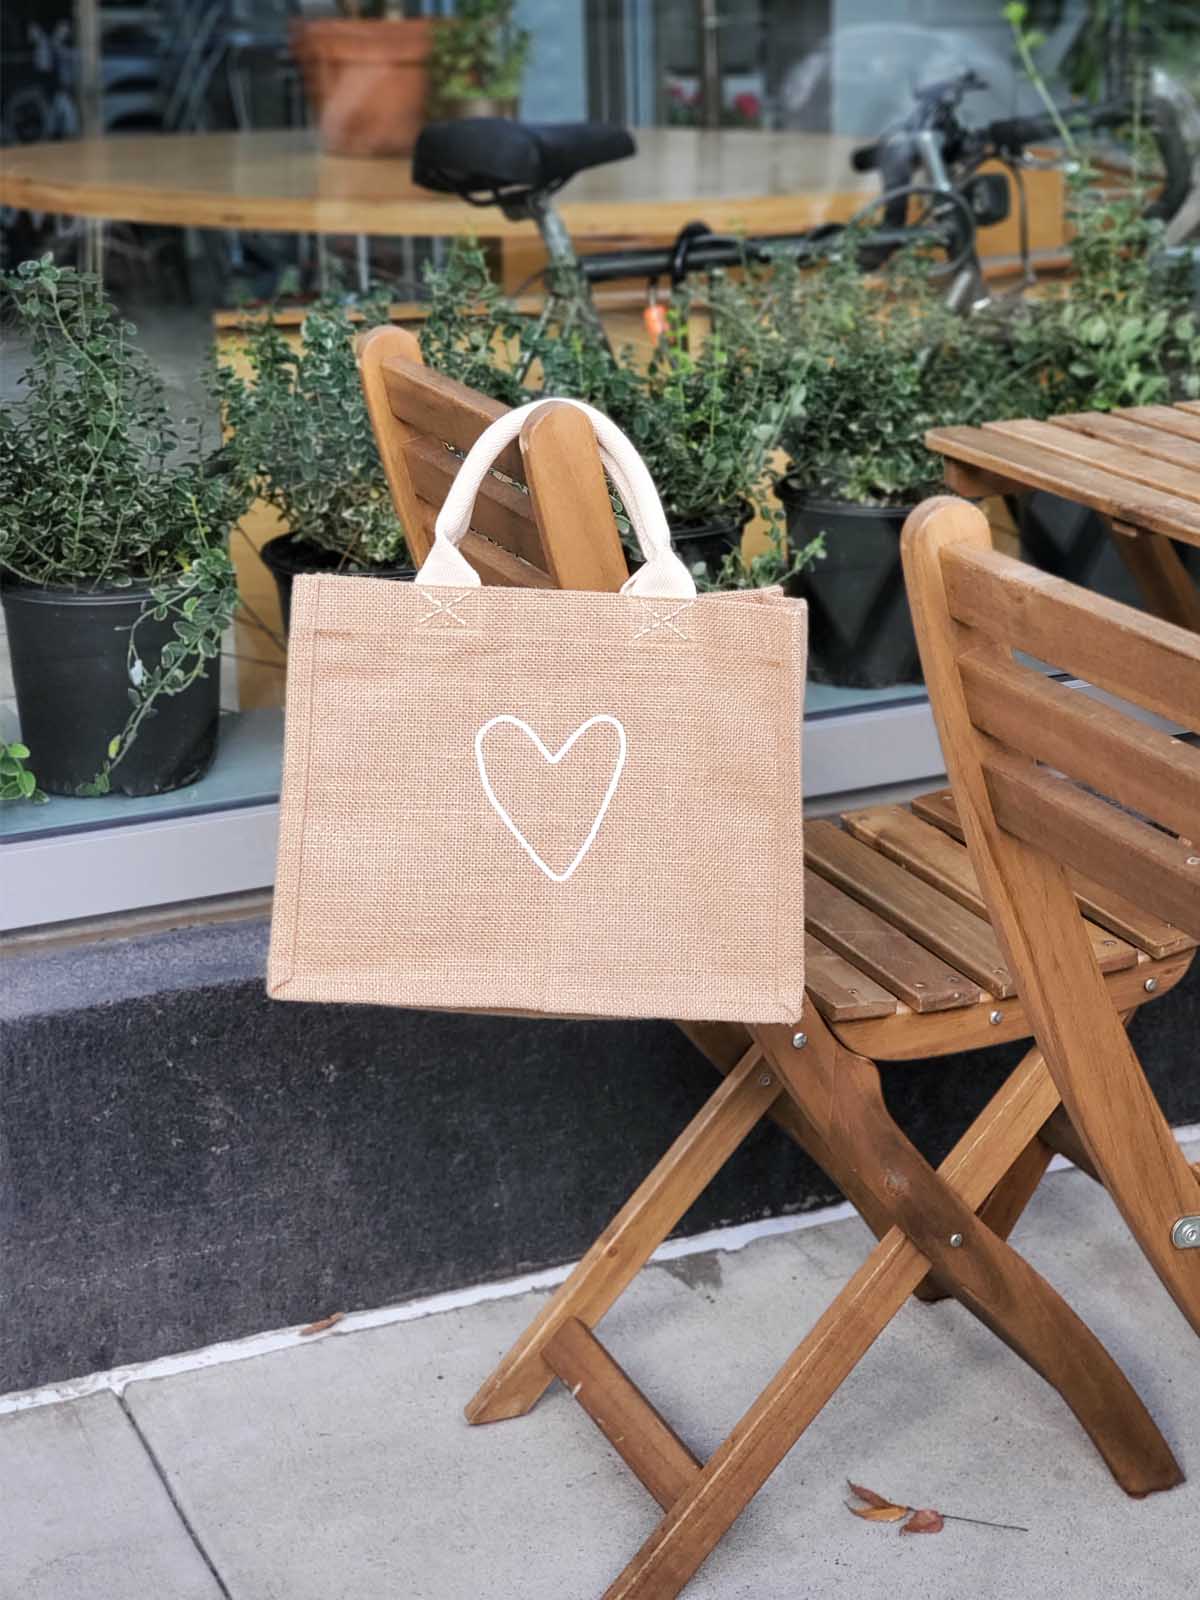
631,599,693,642
418,590,473,628
474,714,627,884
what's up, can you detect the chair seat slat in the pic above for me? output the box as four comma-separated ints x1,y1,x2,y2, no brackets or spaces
842,804,1137,974
404,436,545,567
803,933,899,1022
943,544,1200,726
807,819,1015,997
961,652,1200,845
804,866,982,1013
457,530,555,589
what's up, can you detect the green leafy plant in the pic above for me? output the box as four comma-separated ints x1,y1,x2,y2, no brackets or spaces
217,293,408,568
419,244,531,406
429,0,531,109
419,244,804,541
1005,182,1200,411
1002,1,1200,412
1013,0,1200,104
773,246,1020,506
0,258,248,792
0,742,45,804
698,528,827,592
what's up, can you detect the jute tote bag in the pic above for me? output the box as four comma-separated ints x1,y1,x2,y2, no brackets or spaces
268,399,807,1022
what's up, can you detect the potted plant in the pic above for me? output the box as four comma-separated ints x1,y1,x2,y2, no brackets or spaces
292,2,438,158
218,293,412,633
997,175,1200,594
418,246,805,585
429,0,530,120
772,248,1015,687
0,258,248,798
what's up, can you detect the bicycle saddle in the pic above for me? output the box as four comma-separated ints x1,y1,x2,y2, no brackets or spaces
413,119,636,203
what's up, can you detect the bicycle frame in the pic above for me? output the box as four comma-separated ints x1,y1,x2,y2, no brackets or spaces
509,128,986,360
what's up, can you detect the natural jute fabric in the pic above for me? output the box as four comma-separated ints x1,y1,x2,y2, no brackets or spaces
268,400,806,1022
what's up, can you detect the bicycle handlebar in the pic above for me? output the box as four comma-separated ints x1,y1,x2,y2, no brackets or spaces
987,101,1133,152
852,95,1192,225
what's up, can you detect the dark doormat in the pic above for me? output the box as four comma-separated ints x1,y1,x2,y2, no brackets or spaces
3,918,1197,1394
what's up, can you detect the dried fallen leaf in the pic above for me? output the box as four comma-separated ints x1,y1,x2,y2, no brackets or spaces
849,1503,909,1523
846,1481,894,1509
846,1482,909,1522
901,1508,945,1536
299,1311,344,1337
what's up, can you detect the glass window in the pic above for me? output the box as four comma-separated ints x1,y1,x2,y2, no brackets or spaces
3,1,1197,925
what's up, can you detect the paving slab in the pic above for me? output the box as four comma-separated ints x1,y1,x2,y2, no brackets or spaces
123,1144,1200,1600
0,1389,223,1600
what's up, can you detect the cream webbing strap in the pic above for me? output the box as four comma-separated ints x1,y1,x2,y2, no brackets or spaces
415,398,697,600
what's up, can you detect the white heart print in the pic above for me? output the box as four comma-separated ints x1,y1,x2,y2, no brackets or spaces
474,714,627,883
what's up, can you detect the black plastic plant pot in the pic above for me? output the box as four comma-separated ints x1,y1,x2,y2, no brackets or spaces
260,533,415,634
669,506,751,585
0,580,220,798
776,477,923,689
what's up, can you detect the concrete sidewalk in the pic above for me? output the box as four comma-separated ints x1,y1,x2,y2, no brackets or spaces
3,1144,1197,1600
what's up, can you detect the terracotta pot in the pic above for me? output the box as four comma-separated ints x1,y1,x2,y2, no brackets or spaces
292,18,437,158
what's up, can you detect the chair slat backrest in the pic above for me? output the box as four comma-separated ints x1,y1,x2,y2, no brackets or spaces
903,496,1200,1345
902,497,1200,946
357,325,630,595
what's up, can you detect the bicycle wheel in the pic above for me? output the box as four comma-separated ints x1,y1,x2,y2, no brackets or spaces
838,185,977,276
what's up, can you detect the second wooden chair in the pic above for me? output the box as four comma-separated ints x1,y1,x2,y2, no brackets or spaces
359,326,1198,1599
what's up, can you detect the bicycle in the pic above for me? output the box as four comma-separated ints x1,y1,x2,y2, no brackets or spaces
412,70,1196,348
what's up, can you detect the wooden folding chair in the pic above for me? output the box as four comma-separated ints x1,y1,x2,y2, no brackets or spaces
901,494,1200,1331
358,328,1198,1599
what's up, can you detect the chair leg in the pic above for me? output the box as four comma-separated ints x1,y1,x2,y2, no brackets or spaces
970,1130,1056,1241
921,1008,1137,1304
603,1019,1171,1600
466,1043,780,1424
756,1014,1183,1499
1016,926,1200,1341
603,1225,939,1599
684,1020,1057,1307
677,1020,942,1259
913,1129,1055,1304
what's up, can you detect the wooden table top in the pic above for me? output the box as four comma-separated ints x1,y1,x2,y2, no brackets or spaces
928,404,1200,549
0,126,875,239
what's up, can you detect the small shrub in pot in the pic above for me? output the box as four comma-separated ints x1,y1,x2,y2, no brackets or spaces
217,292,412,633
772,249,1016,687
419,246,806,585
428,0,530,119
0,258,249,797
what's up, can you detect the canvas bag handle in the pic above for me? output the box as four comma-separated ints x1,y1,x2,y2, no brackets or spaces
415,398,698,600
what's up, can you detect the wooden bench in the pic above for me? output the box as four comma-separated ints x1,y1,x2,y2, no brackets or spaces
358,327,1198,1598
928,403,1200,633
